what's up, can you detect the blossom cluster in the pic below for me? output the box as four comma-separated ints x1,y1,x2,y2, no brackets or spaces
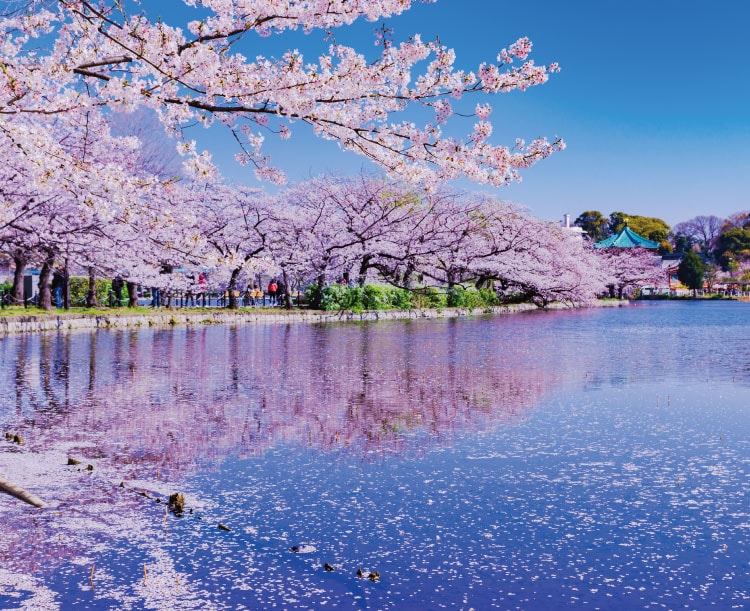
2,0,562,187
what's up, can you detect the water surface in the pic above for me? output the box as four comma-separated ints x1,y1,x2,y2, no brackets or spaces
1,302,748,609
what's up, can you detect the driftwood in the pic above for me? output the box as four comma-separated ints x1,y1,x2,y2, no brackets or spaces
0,476,47,508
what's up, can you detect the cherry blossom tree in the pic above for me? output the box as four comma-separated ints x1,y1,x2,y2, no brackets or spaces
186,182,275,309
0,1,577,313
412,193,502,289
0,137,48,304
269,176,483,307
0,102,202,309
418,197,606,305
270,178,352,292
1,1,563,189
268,178,607,306
504,223,607,306
357,188,467,289
79,179,203,307
595,247,663,299
270,174,435,291
0,111,126,308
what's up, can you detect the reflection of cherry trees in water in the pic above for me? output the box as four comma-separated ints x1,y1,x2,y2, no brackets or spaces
1,319,556,480
3,306,749,609
307,320,541,453
0,319,558,600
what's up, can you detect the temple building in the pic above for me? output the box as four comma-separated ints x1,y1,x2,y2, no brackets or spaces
593,225,659,249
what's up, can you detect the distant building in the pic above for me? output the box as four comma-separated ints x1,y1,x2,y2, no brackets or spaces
593,225,659,249
560,214,585,243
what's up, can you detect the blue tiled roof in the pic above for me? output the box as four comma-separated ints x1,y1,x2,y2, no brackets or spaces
594,226,659,249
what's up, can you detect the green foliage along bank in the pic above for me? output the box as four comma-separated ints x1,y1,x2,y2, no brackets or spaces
68,277,113,306
306,284,500,312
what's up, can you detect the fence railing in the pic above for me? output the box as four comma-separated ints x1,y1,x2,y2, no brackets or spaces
0,288,38,309
113,289,302,309
1,287,303,310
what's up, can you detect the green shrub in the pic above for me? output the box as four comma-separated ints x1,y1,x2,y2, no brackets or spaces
446,286,500,309
305,282,497,311
446,287,464,308
467,288,498,308
309,284,364,311
305,283,323,310
478,288,500,307
331,284,364,311
362,285,392,310
391,288,412,310
69,277,112,305
410,287,446,309
318,285,342,311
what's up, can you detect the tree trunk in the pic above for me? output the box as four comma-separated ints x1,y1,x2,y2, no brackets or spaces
402,265,414,289
282,269,292,310
310,273,326,310
357,256,371,287
86,267,97,308
475,277,493,291
227,268,241,309
11,253,26,305
126,281,139,308
63,260,70,310
38,259,53,311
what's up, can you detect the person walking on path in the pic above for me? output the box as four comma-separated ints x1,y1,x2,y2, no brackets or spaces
52,267,65,309
111,276,124,307
276,278,287,307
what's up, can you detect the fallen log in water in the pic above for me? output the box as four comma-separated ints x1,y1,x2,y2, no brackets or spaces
0,476,47,508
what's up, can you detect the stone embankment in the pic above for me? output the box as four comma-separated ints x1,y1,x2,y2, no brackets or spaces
0,301,626,335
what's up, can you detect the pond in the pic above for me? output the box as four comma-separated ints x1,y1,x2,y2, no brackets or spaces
0,301,748,609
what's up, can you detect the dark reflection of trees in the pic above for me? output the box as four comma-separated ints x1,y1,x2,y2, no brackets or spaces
17,305,749,482
12,336,27,417
0,320,558,481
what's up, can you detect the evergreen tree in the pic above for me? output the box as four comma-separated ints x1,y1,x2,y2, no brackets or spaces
573,211,609,242
677,251,707,297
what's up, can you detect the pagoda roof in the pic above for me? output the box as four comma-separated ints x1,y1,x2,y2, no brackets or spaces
594,225,659,249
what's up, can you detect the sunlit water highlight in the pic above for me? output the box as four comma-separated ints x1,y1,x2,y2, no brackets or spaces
1,301,748,609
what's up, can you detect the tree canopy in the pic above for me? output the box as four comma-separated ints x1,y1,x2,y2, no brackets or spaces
672,215,723,255
573,210,671,246
610,214,670,244
0,1,563,188
715,228,750,267
676,251,707,296
573,211,608,242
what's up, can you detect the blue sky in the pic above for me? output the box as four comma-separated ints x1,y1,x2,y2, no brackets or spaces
166,0,750,227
